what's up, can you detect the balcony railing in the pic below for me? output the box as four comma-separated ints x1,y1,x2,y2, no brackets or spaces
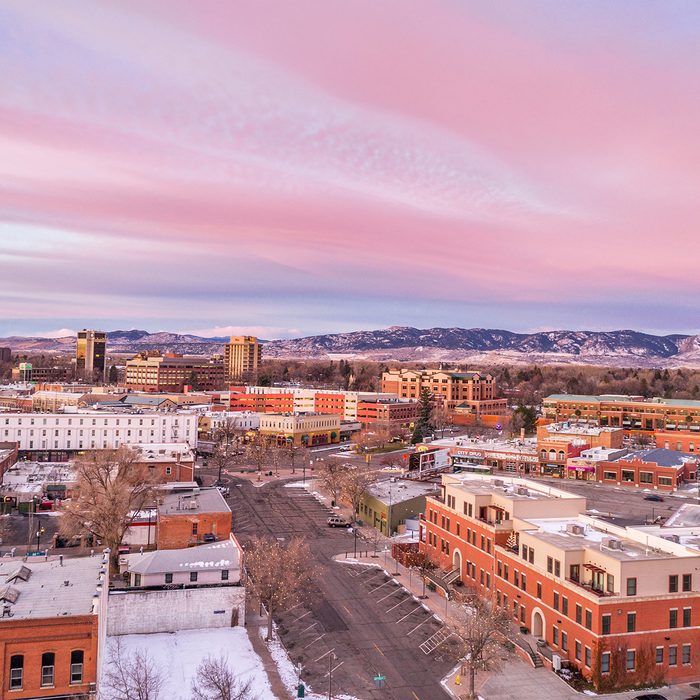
566,577,613,597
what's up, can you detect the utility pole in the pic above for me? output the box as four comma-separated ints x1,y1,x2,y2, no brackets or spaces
327,651,335,699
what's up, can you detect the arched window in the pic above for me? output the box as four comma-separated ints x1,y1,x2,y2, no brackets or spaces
549,449,556,461
9,655,23,690
558,451,565,461
540,450,546,460
70,650,84,684
41,652,55,687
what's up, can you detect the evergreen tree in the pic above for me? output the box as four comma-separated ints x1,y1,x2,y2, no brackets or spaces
411,386,434,444
108,365,118,384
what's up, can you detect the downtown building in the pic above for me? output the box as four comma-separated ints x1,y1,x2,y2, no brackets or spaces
419,474,700,690
124,352,225,392
223,336,261,383
76,330,107,381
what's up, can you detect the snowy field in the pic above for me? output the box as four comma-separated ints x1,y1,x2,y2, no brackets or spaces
104,628,273,700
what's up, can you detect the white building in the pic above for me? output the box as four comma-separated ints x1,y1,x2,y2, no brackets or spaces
0,411,198,452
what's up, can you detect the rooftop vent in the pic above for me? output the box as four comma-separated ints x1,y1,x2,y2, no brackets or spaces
492,479,504,487
663,534,681,544
0,585,20,604
515,487,529,496
1,603,13,618
602,536,623,550
566,523,584,536
6,565,31,584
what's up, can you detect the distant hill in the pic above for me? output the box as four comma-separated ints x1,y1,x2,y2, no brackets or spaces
2,326,700,368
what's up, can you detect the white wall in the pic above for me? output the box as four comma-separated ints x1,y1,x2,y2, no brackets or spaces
107,586,245,635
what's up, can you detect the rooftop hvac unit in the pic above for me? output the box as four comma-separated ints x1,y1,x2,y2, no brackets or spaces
565,523,584,536
492,479,504,487
663,534,681,544
602,536,623,550
515,487,529,496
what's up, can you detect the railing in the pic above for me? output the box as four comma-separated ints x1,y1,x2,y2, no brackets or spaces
566,577,613,597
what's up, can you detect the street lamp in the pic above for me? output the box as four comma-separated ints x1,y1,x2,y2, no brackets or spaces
35,526,45,552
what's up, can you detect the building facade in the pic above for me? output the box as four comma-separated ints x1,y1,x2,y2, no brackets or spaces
223,336,261,383
419,475,700,689
597,448,698,491
76,330,106,381
257,413,341,447
124,353,225,392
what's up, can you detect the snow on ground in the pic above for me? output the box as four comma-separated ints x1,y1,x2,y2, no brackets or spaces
258,626,359,700
105,628,272,700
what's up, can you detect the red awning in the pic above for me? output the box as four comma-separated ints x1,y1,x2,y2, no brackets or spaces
583,563,606,574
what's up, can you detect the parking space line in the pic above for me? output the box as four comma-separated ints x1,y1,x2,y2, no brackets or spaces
301,621,319,634
369,579,394,593
396,606,422,624
303,633,325,649
412,691,420,700
314,648,335,663
377,589,399,603
294,610,312,623
323,661,344,677
373,643,385,657
407,616,432,636
386,597,409,613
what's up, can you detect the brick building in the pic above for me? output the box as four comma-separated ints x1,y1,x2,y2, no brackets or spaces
132,443,196,482
257,413,341,447
542,394,700,434
419,474,700,690
0,553,109,698
124,353,225,392
355,398,418,428
381,369,508,418
156,487,232,549
598,448,698,491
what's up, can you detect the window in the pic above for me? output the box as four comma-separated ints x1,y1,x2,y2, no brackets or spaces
521,573,526,591
627,612,636,633
683,573,692,592
626,650,635,671
562,597,568,616
682,644,691,665
165,573,173,584
70,650,84,684
658,476,673,487
9,655,23,690
601,651,610,673
626,577,637,596
603,471,616,480
504,564,509,581
585,609,592,630
570,564,580,582
192,522,198,535
190,571,198,582
575,604,582,624
621,469,635,482
639,471,653,484
41,652,55,687
497,561,502,577
520,605,525,623
514,571,519,587
575,641,581,661
670,609,678,629
683,608,691,627
537,582,542,599
528,548,533,564
221,569,229,581
656,647,664,664
522,544,528,561
134,573,141,587
669,645,677,666
553,592,560,611
606,574,614,594
552,626,559,646
554,560,561,577
561,631,568,652
602,614,611,635
669,575,678,593
585,647,591,668
547,556,553,573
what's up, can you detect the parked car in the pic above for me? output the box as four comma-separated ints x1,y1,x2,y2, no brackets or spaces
202,533,217,542
327,516,350,528
633,694,668,700
643,494,665,502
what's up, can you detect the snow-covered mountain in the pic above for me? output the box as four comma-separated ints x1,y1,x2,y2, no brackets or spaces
3,326,700,367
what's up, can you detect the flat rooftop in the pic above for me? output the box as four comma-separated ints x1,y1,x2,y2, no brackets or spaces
126,539,240,576
442,474,582,501
0,554,105,620
159,487,230,516
545,394,700,408
431,436,537,453
368,479,439,504
613,447,697,468
543,422,621,436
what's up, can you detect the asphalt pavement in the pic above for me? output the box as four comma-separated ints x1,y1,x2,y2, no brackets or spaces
225,478,454,700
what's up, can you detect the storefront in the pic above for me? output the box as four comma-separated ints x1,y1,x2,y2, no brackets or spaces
566,463,596,481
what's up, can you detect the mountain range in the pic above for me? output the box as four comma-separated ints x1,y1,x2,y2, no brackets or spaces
2,327,700,368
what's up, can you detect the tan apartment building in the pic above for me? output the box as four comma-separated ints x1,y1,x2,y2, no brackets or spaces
224,336,261,383
258,413,341,447
124,352,224,392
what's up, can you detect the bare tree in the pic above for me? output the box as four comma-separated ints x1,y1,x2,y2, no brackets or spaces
191,654,256,700
340,467,377,521
430,407,452,438
315,460,348,505
245,536,315,640
234,434,279,481
102,638,164,700
351,430,382,453
449,591,513,699
60,448,161,569
210,444,235,486
213,417,244,449
284,445,309,475
405,549,436,599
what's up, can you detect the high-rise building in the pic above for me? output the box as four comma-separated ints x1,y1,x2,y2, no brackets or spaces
0,347,11,363
223,336,261,383
76,329,106,380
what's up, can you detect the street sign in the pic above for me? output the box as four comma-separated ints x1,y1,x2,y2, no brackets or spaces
373,675,386,681
373,674,386,689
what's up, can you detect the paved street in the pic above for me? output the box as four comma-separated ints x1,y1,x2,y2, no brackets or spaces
226,478,455,700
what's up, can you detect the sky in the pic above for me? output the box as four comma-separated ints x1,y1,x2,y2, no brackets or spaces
1,1,700,340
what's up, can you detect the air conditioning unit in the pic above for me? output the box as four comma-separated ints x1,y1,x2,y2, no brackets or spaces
492,479,504,487
566,523,584,536
602,536,623,550
515,487,529,496
663,534,680,544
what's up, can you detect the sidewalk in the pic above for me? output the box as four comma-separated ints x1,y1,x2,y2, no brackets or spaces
333,549,700,700
245,608,289,700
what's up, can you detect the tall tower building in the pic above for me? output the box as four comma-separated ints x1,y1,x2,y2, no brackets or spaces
76,329,107,380
224,335,261,383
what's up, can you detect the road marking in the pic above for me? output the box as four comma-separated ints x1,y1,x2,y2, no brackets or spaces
294,610,312,622
369,579,394,593
342,605,352,616
323,661,344,677
373,643,385,657
377,589,398,603
412,691,420,700
407,617,431,636
386,597,409,613
396,606,422,624
301,621,319,634
314,648,336,663
303,633,325,649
